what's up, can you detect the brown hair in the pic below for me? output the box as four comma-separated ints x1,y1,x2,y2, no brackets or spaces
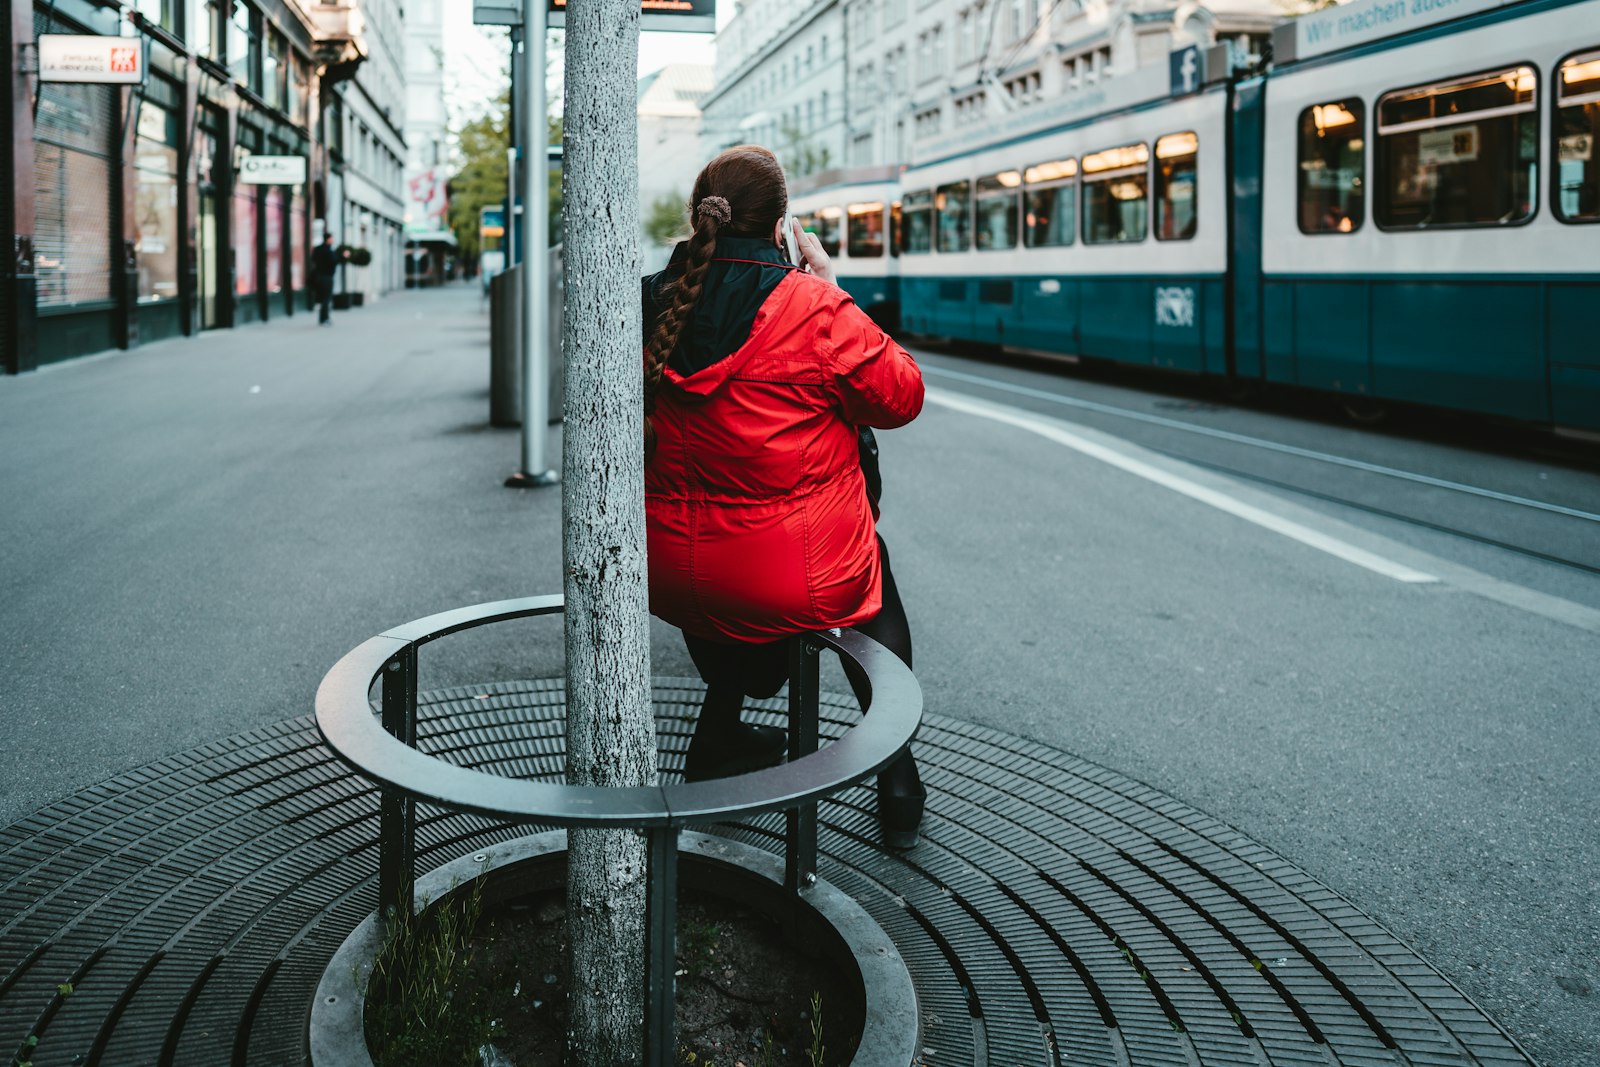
644,144,788,454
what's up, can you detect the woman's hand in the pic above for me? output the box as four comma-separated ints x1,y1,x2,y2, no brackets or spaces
792,218,837,287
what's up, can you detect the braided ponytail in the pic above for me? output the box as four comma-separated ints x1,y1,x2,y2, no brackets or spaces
643,206,722,454
642,146,789,457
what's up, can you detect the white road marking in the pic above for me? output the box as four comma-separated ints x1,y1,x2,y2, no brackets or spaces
922,363,1600,524
927,387,1441,583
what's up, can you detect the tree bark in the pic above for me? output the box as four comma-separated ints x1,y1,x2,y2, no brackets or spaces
560,1,654,1065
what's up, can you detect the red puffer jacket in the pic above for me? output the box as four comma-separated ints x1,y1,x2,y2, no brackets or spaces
645,267,923,642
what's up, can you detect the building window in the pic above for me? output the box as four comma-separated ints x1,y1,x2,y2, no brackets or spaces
1376,65,1538,229
264,31,287,111
1555,48,1600,222
134,96,181,302
1154,132,1198,239
1298,100,1365,234
1081,142,1148,243
228,2,260,92
1023,158,1076,246
32,70,116,308
134,0,176,33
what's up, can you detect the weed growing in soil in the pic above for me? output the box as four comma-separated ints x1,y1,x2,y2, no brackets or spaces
364,875,499,1067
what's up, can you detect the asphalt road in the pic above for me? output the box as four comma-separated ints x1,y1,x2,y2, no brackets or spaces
1,286,1595,1065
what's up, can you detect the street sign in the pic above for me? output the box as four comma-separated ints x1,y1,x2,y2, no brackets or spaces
1169,45,1202,96
472,0,521,25
549,0,715,32
480,206,506,238
238,154,307,185
478,0,715,31
37,34,146,84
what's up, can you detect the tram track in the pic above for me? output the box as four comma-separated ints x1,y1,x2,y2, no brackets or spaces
921,360,1600,576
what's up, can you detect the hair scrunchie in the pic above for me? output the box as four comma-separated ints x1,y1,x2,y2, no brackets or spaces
695,196,732,224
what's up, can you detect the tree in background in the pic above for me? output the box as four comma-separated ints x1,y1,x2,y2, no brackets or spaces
643,192,688,249
778,119,832,180
449,99,564,263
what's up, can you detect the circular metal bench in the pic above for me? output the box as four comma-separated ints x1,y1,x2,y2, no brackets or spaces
313,594,923,1064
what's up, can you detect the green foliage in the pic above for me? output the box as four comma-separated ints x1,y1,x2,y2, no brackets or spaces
677,917,721,980
777,121,832,181
808,990,825,1067
449,101,565,263
364,877,497,1067
644,192,689,247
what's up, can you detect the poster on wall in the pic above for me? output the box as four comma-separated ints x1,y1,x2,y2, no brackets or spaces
405,169,450,234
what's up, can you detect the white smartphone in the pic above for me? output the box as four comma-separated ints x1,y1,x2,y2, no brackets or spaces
783,215,801,268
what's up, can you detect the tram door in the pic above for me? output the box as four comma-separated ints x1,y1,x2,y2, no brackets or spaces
1226,77,1267,380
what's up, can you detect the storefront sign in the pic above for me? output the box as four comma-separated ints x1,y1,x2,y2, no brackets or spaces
239,155,307,185
37,34,146,85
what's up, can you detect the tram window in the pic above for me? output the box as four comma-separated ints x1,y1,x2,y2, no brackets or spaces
975,172,1021,250
847,202,886,257
902,190,933,253
1376,66,1538,229
1298,100,1365,233
1023,158,1076,247
1555,49,1600,222
1154,132,1198,240
1081,143,1149,244
815,207,843,256
936,180,972,252
890,201,902,256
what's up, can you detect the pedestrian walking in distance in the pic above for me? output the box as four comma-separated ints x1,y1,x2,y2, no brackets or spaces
642,144,929,847
311,234,343,325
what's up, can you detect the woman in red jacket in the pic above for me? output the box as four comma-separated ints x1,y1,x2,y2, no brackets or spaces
643,145,926,847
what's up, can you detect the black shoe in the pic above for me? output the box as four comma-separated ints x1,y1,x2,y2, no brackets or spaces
682,722,787,782
877,755,925,849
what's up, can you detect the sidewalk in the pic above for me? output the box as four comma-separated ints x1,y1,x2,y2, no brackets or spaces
0,284,1542,1066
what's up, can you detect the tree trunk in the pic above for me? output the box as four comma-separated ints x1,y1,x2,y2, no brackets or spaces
560,1,654,1065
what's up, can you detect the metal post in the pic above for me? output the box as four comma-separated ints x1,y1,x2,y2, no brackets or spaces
378,646,417,921
507,0,558,488
643,826,679,1067
785,638,821,897
506,24,520,269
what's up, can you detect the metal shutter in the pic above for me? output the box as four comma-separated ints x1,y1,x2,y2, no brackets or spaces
32,12,117,309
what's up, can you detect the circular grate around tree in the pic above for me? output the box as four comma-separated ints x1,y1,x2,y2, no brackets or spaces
0,679,1532,1067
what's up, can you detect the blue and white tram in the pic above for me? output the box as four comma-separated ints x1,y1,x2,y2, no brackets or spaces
896,74,1230,372
1255,0,1600,429
872,0,1599,431
789,168,903,331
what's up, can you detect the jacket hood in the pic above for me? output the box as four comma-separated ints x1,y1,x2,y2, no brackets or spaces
642,236,796,394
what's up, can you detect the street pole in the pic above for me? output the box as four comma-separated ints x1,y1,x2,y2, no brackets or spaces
507,0,558,488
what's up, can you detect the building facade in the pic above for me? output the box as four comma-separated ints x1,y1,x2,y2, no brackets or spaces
699,0,847,180
334,0,406,302
1,0,405,374
702,0,1278,177
638,63,713,273
400,0,452,286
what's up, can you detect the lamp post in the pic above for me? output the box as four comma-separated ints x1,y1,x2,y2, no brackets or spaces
505,0,559,487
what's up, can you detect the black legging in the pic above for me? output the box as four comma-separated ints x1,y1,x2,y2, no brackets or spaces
682,537,916,759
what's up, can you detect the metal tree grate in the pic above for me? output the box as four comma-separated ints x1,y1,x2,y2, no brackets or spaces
0,679,1533,1067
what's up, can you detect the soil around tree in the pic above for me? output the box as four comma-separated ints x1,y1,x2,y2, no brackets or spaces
458,886,866,1066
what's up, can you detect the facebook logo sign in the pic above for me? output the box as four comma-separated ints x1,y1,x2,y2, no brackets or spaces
1169,45,1202,96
